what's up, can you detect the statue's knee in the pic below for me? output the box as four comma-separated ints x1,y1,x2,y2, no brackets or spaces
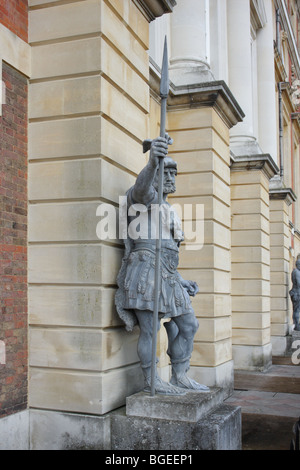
193,318,199,335
189,316,199,335
179,315,198,338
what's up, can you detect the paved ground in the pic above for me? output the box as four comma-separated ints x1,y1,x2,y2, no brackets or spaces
226,389,300,418
224,364,300,450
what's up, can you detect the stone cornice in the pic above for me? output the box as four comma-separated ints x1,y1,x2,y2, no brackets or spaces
149,61,245,129
270,187,297,205
169,81,245,129
230,154,279,180
132,0,176,22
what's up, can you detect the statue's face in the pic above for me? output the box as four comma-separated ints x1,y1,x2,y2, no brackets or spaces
296,259,300,270
153,166,176,194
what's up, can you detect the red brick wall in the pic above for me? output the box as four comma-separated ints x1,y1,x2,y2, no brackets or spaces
0,0,28,43
0,62,28,417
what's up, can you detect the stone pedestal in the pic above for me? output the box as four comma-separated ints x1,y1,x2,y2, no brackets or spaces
111,390,242,450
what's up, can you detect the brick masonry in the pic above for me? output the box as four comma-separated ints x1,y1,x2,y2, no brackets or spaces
0,62,28,417
0,0,28,43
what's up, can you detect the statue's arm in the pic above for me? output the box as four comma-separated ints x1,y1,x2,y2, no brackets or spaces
295,269,300,288
131,137,168,206
177,272,199,297
131,159,157,205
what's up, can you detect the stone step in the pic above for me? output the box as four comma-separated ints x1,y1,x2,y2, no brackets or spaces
272,356,294,366
234,365,300,394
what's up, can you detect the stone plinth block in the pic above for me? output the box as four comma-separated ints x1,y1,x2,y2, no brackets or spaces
111,404,241,450
126,388,225,423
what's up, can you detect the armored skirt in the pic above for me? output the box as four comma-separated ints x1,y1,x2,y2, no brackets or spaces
115,187,194,331
115,243,194,331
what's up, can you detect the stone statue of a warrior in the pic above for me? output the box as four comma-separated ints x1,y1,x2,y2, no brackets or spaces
115,135,209,395
289,257,300,332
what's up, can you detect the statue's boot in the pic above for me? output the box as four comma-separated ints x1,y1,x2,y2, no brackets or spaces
142,366,186,396
170,361,210,392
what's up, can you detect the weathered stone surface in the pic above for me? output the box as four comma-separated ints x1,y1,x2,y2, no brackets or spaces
111,404,242,450
29,364,143,415
30,409,111,450
126,388,225,422
0,410,29,450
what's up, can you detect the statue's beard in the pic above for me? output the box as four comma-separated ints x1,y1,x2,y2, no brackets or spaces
163,182,176,194
153,181,176,194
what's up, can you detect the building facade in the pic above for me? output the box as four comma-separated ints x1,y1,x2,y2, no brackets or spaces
0,0,299,449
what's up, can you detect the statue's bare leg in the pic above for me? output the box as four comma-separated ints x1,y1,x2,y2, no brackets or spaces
164,315,210,391
135,310,185,395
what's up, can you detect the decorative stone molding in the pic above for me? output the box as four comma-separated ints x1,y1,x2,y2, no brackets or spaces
132,0,176,22
269,187,297,206
231,154,279,180
274,41,288,82
250,0,267,31
281,30,288,42
149,60,245,129
274,0,300,80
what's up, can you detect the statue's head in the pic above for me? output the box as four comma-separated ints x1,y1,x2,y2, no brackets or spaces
296,258,300,270
153,157,177,195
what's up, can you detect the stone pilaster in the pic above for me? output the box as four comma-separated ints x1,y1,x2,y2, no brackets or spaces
161,79,244,392
269,188,296,355
231,155,279,371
